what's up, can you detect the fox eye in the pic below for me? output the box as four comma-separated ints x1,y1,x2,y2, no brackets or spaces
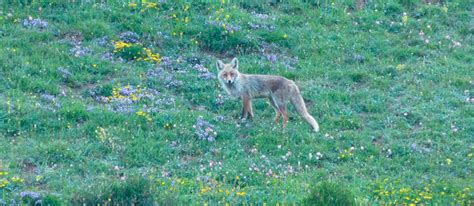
230,73,235,77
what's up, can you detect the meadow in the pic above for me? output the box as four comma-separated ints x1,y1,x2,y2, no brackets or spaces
0,0,472,205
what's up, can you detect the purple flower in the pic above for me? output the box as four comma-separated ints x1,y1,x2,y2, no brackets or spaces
20,191,41,200
22,17,48,29
266,54,278,63
40,94,56,102
194,116,217,142
119,87,134,96
57,67,71,79
94,36,110,47
119,31,139,43
70,45,91,57
193,64,208,73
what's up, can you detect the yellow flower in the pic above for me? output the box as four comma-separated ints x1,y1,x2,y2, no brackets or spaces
11,176,24,183
283,34,288,39
130,94,138,101
113,41,132,51
236,191,246,196
221,0,225,4
446,158,452,165
128,2,137,8
442,6,448,13
400,188,409,193
200,187,211,194
402,13,408,24
235,175,240,180
225,14,230,19
0,179,9,188
92,64,97,68
145,2,157,9
396,64,405,71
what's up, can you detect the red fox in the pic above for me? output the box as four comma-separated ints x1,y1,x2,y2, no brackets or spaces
217,58,320,132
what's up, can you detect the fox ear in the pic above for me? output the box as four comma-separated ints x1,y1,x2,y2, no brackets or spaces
230,58,238,70
216,60,225,71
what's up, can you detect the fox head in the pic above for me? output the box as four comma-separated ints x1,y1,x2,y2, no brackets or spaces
216,58,240,85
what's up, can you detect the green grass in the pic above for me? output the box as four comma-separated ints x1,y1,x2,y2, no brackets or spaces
0,1,473,205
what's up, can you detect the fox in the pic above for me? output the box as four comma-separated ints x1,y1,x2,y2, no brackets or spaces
216,58,320,132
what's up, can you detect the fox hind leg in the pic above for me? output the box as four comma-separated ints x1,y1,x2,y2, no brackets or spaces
269,97,281,122
280,106,288,128
271,95,289,128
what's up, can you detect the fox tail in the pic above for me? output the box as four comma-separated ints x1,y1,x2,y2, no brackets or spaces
290,87,319,132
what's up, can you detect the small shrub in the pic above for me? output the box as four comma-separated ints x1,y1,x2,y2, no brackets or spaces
107,176,153,205
42,194,62,206
303,181,356,206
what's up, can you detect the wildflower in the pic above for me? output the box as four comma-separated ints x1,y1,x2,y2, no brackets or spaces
400,188,409,193
92,64,97,68
128,2,137,8
70,45,91,57
442,6,448,13
22,17,48,29
396,64,405,71
236,191,246,196
57,67,71,79
423,195,432,200
402,12,408,25
142,48,161,63
283,33,288,39
194,116,217,142
20,191,41,200
446,158,452,165
113,41,132,52
144,2,157,9
0,179,9,188
183,5,190,12
11,176,24,183
136,110,152,121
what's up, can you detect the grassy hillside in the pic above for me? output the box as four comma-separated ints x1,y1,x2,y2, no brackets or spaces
0,1,472,205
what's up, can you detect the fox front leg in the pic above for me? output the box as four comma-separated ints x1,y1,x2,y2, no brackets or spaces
241,95,252,120
248,100,254,119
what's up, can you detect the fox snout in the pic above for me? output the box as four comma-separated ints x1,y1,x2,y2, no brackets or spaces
226,79,233,84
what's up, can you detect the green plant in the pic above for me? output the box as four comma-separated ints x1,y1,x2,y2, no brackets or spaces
303,181,356,206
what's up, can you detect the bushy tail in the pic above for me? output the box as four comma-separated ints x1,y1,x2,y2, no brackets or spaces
290,87,320,132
